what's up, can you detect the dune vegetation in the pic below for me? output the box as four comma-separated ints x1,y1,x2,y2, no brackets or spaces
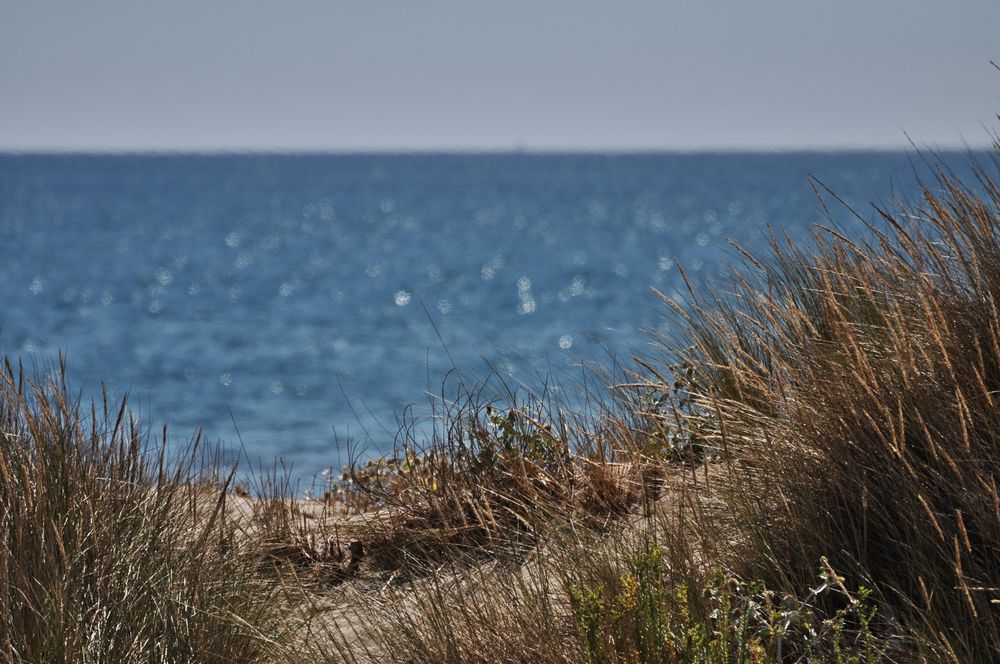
3,141,1000,662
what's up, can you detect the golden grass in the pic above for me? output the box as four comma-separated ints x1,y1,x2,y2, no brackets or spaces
643,147,1000,661
6,143,1000,662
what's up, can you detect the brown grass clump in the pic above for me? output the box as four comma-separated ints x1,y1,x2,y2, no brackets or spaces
645,147,1000,661
321,386,654,575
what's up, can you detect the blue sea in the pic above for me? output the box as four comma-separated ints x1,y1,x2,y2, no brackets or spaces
0,152,975,479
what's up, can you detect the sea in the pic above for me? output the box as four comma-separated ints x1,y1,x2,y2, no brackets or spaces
0,151,980,482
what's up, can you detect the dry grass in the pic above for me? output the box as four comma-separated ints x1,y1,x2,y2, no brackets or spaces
0,358,305,663
7,143,1000,662
641,147,1000,661
301,145,1000,662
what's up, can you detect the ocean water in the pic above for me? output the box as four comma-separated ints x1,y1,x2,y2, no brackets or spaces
0,152,975,477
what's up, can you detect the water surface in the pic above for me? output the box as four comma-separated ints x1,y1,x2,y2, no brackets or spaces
0,152,971,476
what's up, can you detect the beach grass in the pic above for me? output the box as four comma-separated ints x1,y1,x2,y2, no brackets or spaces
4,142,1000,661
0,359,307,662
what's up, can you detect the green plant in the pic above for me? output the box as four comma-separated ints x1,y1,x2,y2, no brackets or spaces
566,544,889,663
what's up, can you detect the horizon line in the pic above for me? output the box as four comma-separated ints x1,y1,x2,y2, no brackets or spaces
0,142,994,157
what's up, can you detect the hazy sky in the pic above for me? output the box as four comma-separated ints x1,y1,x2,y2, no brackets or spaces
2,1,999,151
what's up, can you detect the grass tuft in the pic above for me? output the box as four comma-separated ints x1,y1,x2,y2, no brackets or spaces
0,358,301,663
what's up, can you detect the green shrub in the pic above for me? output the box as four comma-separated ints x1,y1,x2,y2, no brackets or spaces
567,541,887,663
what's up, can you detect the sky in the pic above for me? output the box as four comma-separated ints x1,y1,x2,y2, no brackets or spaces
1,1,999,152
